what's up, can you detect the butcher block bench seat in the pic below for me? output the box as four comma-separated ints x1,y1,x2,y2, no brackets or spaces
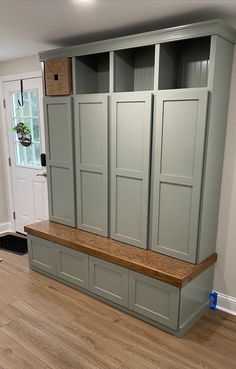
25,220,216,287
25,220,217,336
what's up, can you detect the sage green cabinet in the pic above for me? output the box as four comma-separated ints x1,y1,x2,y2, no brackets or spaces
110,92,153,248
28,235,57,275
56,245,89,288
74,94,108,236
40,22,235,267
89,256,129,307
129,271,179,330
150,89,208,262
44,97,76,227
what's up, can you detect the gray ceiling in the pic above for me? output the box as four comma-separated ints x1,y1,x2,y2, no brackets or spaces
0,0,236,61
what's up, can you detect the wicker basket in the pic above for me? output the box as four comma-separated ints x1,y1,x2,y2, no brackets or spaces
44,57,72,96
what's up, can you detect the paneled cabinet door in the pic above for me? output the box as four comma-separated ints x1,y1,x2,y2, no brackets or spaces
110,92,153,248
129,271,179,330
89,257,129,307
44,96,76,227
150,89,208,263
28,235,57,275
74,94,108,236
56,245,89,288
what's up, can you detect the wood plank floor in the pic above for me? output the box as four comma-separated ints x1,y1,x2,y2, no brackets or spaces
0,250,235,369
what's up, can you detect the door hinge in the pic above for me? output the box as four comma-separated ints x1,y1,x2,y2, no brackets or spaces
3,99,6,109
13,211,16,220
8,157,11,167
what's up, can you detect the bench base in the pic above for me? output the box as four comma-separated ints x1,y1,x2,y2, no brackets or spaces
27,234,214,336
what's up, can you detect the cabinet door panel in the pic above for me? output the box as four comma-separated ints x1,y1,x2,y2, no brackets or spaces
129,271,179,330
116,176,143,241
111,92,152,248
47,103,70,162
158,183,192,255
49,166,74,224
74,94,108,236
28,235,57,275
56,246,89,288
89,257,129,307
44,97,75,227
80,171,104,230
150,89,208,262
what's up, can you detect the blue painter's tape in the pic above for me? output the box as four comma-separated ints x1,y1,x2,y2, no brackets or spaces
209,291,218,310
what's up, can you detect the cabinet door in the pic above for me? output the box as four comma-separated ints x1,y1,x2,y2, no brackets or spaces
150,89,208,262
74,94,108,236
110,92,153,248
89,257,129,307
28,235,57,275
56,245,89,288
129,271,179,330
44,97,75,227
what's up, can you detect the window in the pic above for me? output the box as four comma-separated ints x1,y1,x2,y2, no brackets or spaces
10,90,41,168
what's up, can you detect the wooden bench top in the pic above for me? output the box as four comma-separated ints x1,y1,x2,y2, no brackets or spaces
25,220,217,288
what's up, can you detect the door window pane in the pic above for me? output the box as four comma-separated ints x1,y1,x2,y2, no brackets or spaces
34,143,41,166
31,91,39,116
26,145,33,166
17,143,25,165
10,89,41,168
32,118,40,141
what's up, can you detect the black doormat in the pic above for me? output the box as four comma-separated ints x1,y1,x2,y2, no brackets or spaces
0,235,28,255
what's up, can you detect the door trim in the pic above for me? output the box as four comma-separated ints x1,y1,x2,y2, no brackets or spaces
0,71,42,232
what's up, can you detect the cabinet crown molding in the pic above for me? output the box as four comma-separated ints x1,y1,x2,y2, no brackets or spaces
39,19,236,61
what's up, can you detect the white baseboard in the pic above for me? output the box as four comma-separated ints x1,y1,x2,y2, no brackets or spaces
0,222,11,234
216,292,236,316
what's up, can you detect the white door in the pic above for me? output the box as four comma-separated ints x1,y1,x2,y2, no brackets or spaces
4,77,48,233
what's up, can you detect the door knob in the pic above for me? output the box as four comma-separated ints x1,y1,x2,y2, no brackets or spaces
36,171,47,178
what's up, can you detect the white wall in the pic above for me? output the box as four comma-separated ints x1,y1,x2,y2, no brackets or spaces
213,21,236,301
0,55,41,228
0,55,41,76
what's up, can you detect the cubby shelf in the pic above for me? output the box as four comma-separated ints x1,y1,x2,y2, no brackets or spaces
114,46,155,92
75,52,109,94
72,38,211,95
158,37,211,90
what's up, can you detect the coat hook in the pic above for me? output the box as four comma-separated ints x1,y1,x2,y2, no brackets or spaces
18,79,24,107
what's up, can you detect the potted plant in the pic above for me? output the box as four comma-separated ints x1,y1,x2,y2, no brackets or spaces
12,122,31,147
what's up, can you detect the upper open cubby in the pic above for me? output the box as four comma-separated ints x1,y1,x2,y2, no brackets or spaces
158,37,211,90
114,45,155,92
75,52,109,94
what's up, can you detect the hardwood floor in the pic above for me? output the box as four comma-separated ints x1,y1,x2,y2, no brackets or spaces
0,250,235,369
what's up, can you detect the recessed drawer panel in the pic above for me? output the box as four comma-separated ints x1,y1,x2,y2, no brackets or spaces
129,271,180,329
89,257,128,307
28,235,57,275
56,246,89,288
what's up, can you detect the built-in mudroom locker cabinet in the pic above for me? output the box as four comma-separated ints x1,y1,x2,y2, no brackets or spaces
43,23,235,264
26,20,236,336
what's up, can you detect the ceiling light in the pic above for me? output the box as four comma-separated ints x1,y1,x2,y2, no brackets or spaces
72,0,95,4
